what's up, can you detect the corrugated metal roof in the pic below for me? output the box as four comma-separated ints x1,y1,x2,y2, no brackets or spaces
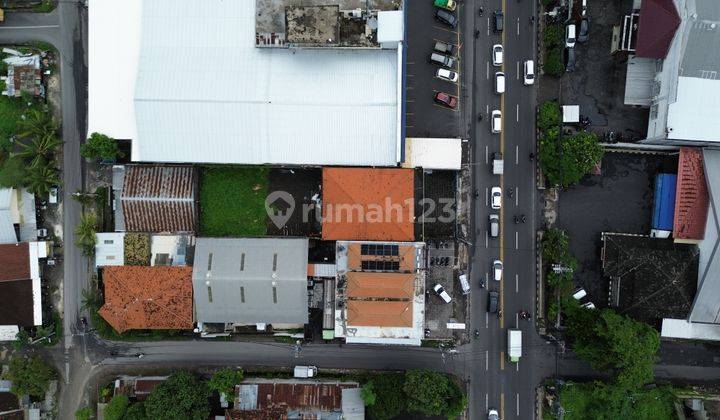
0,243,29,282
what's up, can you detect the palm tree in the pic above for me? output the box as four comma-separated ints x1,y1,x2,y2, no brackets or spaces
14,134,62,168
17,109,58,139
74,211,98,256
26,162,60,197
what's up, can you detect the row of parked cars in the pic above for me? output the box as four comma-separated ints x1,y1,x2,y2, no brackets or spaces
564,1,590,72
431,3,460,109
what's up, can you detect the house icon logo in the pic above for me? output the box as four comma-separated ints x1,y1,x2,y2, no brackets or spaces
265,191,295,229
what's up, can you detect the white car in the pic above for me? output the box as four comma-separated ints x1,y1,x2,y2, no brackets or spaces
493,260,503,281
48,186,58,204
565,24,576,48
491,110,502,133
492,44,503,66
436,68,459,83
488,408,500,420
494,71,505,94
433,284,452,303
523,60,535,85
491,187,502,209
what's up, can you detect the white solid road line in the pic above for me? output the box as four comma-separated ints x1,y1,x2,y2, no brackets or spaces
485,231,489,248
485,350,489,370
515,145,519,165
487,18,490,36
516,18,520,36
517,393,520,415
515,231,519,250
486,61,490,79
486,393,489,411
0,25,59,30
485,187,489,206
486,104,489,114
516,61,520,79
486,311,489,328
516,104,519,122
515,312,519,328
515,274,519,293
485,146,489,164
516,360,519,372
515,187,519,206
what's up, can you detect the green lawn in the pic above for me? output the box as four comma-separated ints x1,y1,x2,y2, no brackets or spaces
199,166,269,236
0,96,24,150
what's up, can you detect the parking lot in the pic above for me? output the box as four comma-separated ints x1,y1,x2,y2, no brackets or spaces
425,242,467,340
556,151,678,306
405,1,463,138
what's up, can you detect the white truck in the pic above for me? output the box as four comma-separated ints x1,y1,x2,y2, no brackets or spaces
293,365,318,378
492,152,504,175
507,329,522,363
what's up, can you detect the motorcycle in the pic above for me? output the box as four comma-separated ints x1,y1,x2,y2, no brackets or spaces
478,7,484,16
474,329,480,339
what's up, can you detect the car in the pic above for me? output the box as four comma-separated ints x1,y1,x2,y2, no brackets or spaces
433,284,452,303
491,44,503,66
433,41,456,56
581,0,588,16
489,214,499,237
491,109,502,133
429,52,455,68
572,288,587,300
565,24,576,48
434,92,457,109
578,17,589,43
434,0,456,12
487,291,499,313
523,60,535,85
48,186,58,204
435,8,457,28
493,10,504,32
564,47,576,72
490,186,502,209
494,72,505,94
488,408,500,420
581,302,596,309
493,260,503,281
436,68,459,83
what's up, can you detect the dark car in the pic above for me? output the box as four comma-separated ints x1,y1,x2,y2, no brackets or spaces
564,47,576,72
493,10,504,33
578,17,589,43
434,92,457,109
435,8,458,28
487,291,499,313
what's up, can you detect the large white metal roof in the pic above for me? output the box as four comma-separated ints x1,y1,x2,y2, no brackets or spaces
89,0,399,166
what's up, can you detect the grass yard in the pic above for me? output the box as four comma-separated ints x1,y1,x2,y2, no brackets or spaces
200,166,269,236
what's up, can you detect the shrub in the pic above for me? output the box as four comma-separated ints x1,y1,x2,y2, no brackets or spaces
544,47,565,78
544,25,562,47
7,355,56,398
81,132,120,161
538,101,561,132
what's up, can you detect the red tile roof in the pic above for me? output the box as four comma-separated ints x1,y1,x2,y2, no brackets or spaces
635,0,680,59
99,266,194,333
0,243,30,282
674,148,709,240
321,168,414,241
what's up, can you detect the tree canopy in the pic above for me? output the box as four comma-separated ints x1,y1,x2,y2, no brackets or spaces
104,395,130,420
144,370,210,420
559,381,674,420
81,132,120,160
207,368,243,398
7,355,56,398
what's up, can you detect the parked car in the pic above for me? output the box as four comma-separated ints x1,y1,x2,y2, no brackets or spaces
489,214,499,237
487,291,499,313
48,186,58,204
581,0,588,16
564,47,576,72
491,186,502,209
491,109,502,133
433,284,452,303
523,60,535,85
436,68,459,83
429,52,455,68
491,44,503,66
434,92,457,109
294,366,317,378
565,24,576,48
493,10,504,32
494,72,505,94
572,288,587,300
493,260,503,281
578,17,589,43
434,0,456,12
435,8,457,28
581,302,596,309
433,41,457,56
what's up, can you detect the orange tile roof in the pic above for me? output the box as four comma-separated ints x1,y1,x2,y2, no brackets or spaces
674,147,709,240
347,301,413,327
99,266,193,333
346,272,414,299
321,168,414,241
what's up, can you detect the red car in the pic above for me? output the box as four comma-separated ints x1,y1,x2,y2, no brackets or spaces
434,92,457,109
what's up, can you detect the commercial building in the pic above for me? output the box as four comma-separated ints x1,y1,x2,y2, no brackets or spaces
0,242,47,338
0,188,37,244
192,238,309,336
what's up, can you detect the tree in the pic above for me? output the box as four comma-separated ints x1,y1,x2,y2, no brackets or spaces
144,371,210,420
207,368,243,398
17,109,57,140
6,355,56,398
25,161,60,197
74,212,98,256
403,370,466,418
123,402,147,420
540,130,604,188
105,395,130,420
366,373,406,420
544,47,565,78
15,134,62,168
559,381,674,420
361,381,377,406
0,155,28,188
75,407,92,420
538,101,561,132
543,25,562,48
81,132,120,160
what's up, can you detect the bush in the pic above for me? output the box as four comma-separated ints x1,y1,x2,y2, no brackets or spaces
544,25,562,47
544,47,565,78
75,407,92,420
207,368,244,398
404,370,466,418
0,155,28,188
124,233,151,266
104,395,130,420
144,371,210,420
7,355,56,398
538,101,561,132
80,132,120,161
366,373,406,420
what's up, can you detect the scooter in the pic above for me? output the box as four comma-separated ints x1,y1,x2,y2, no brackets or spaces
479,7,484,16
474,329,480,339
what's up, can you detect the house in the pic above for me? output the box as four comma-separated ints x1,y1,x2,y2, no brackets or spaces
322,168,415,242
0,242,47,337
227,378,364,420
98,266,194,333
89,0,405,167
113,165,198,233
0,188,38,244
95,232,195,268
1,53,41,97
333,240,426,346
192,238,309,336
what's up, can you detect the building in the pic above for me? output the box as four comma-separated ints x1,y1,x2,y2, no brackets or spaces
0,188,37,244
1,53,41,97
113,376,168,402
0,242,47,336
333,240,425,345
99,266,194,333
112,165,198,233
227,378,363,420
192,238,309,336
95,232,195,268
89,0,405,167
322,168,415,242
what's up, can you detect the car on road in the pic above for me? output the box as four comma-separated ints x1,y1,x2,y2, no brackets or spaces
491,44,503,66
436,68,459,83
434,0,456,12
433,284,452,303
494,72,505,94
565,24,577,48
433,41,457,56
578,17,589,43
487,291,499,313
488,408,500,420
523,60,535,85
429,52,455,68
489,214,499,237
434,92,457,109
564,47,576,72
435,8,457,28
491,109,502,133
493,260,503,281
493,10,504,33
490,186,502,209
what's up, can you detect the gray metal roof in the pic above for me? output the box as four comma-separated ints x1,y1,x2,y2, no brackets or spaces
680,1,720,79
193,238,309,325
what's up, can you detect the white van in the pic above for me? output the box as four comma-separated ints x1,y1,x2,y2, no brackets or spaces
458,274,471,295
565,24,577,48
294,365,317,378
494,72,505,94
523,60,535,85
572,288,587,300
